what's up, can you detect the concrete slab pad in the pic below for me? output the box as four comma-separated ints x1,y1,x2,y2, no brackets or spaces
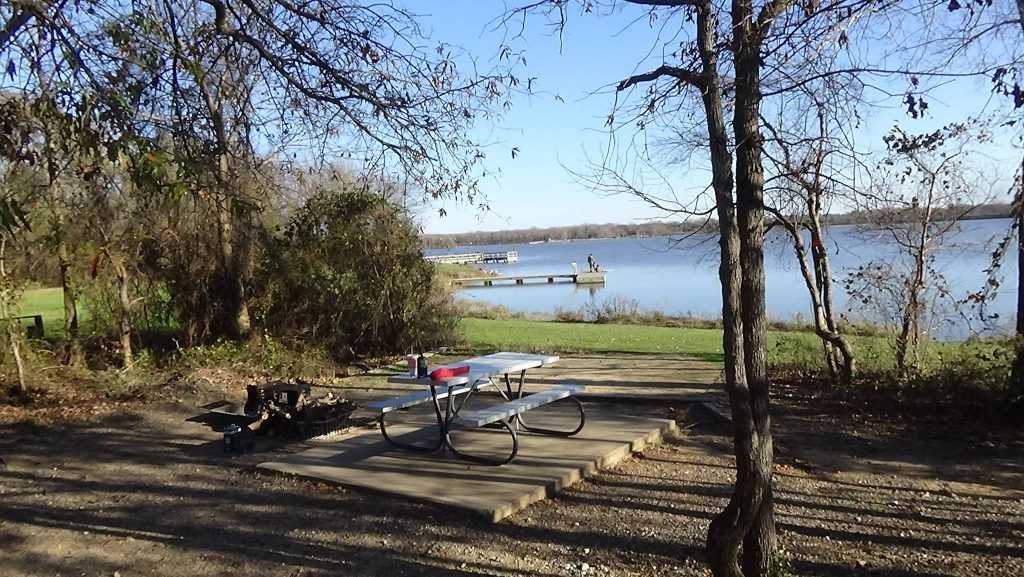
257,405,676,522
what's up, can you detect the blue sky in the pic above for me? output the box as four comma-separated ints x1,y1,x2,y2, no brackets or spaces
407,1,1020,234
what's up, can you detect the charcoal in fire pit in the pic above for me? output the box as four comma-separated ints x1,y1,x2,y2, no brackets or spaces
298,394,356,438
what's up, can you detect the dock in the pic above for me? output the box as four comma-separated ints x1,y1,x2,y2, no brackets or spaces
452,271,605,287
424,251,518,265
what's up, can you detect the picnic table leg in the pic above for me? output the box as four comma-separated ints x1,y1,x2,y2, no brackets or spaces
445,418,519,466
378,384,447,453
506,370,586,437
439,382,518,465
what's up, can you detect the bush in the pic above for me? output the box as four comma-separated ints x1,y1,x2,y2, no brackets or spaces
454,299,515,320
254,185,457,359
771,331,1015,406
80,275,177,337
584,295,641,323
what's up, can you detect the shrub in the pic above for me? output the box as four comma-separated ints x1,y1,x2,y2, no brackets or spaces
454,299,513,320
584,295,641,323
254,184,457,359
553,306,585,323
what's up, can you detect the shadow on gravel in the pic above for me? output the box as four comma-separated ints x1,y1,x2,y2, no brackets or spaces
0,408,698,576
1,401,1020,577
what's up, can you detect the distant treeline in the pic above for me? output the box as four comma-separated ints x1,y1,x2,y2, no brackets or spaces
422,221,712,249
422,203,1013,248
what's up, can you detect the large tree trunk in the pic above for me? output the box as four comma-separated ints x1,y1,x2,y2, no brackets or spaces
695,4,766,576
1006,0,1024,407
200,70,253,341
732,8,775,575
214,185,252,341
231,197,255,339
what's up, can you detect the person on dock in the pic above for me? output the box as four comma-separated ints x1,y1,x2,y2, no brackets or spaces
587,253,596,272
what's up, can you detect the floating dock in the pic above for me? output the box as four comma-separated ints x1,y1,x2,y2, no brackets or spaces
424,251,519,265
452,271,605,287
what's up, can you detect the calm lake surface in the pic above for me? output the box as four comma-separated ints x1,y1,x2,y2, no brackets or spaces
427,218,1018,340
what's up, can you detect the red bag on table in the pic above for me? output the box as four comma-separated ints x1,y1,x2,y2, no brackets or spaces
429,365,470,381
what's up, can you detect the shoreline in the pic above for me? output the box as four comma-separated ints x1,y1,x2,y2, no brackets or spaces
453,298,1014,343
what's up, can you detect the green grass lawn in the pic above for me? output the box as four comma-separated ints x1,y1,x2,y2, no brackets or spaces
15,287,70,336
458,317,1002,373
15,287,1003,377
459,316,846,363
458,317,727,361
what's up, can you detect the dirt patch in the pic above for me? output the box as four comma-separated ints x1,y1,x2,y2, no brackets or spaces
771,377,1024,492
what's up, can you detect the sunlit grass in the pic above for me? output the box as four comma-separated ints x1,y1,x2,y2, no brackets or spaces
458,317,1003,373
14,287,73,337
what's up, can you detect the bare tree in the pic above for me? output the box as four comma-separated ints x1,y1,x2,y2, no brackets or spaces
762,98,861,385
506,0,832,572
845,124,994,374
505,1,1020,574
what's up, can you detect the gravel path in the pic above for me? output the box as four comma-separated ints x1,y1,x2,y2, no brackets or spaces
1,399,1021,577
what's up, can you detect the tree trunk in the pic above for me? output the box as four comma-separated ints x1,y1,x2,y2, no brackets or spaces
232,198,255,339
896,270,923,375
899,210,931,375
199,67,253,341
1012,154,1024,399
111,255,134,370
1005,0,1024,407
1018,196,1023,338
771,212,856,386
56,236,82,364
693,5,761,576
732,9,775,574
815,247,848,379
0,237,27,393
810,231,839,377
215,188,252,340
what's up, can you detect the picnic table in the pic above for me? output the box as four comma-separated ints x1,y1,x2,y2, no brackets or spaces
367,352,585,465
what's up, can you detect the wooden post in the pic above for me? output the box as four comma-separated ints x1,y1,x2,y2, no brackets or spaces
29,315,43,339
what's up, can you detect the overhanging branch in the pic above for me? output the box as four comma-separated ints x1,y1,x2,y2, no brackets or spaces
624,0,702,6
617,64,705,92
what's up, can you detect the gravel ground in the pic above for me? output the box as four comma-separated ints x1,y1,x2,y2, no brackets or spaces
1,396,1021,577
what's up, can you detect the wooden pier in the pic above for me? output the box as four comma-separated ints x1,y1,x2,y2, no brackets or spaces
424,251,519,265
452,271,605,287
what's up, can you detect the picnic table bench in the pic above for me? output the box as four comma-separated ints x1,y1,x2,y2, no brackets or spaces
367,352,585,465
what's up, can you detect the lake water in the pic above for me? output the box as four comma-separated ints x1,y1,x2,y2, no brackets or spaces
427,218,1018,340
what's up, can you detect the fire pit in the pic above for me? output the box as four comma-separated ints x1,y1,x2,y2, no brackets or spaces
244,381,355,439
